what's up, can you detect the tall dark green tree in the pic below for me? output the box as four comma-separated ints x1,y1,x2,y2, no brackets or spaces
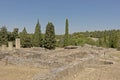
44,22,56,49
20,27,32,48
32,20,42,47
0,26,8,46
64,18,69,46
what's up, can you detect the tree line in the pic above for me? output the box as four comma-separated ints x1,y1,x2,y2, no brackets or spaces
0,19,69,49
0,19,120,49
91,30,120,48
56,29,120,49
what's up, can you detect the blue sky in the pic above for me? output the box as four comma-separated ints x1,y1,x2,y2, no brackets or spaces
0,0,120,34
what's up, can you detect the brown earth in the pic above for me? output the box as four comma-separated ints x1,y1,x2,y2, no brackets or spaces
0,64,48,80
0,45,120,80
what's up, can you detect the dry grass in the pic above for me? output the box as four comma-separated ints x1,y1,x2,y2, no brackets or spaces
0,65,47,80
0,48,119,80
74,64,120,80
72,51,120,80
112,51,120,58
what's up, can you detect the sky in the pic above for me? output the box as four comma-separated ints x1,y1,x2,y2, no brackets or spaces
0,0,120,34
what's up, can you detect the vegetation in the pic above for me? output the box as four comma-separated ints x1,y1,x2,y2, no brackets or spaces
32,20,42,47
0,26,8,46
44,22,56,50
70,33,96,46
80,30,120,48
20,27,32,48
0,19,120,49
64,19,69,46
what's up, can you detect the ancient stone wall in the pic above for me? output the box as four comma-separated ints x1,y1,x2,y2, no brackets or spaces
15,38,20,49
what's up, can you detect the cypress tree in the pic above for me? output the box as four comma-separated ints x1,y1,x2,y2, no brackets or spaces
44,22,56,50
64,18,69,46
32,20,42,47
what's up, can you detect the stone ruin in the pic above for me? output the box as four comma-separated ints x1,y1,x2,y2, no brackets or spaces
0,38,21,51
15,38,20,49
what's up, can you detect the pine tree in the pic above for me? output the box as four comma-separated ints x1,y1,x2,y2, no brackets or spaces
64,18,69,46
20,27,32,48
44,22,56,49
32,20,42,47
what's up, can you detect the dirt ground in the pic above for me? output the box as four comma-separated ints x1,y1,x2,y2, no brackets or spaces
74,63,120,80
0,46,120,80
73,51,120,80
0,64,48,80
